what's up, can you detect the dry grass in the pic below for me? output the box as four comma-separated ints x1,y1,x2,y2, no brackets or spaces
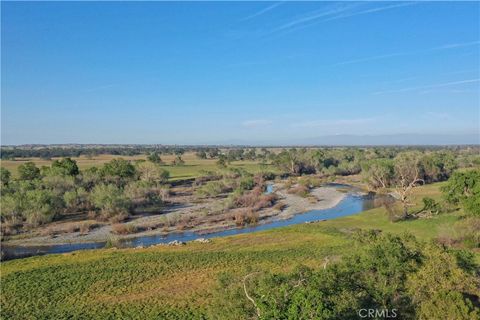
111,223,138,235
273,202,287,211
287,184,309,197
234,209,259,226
39,221,100,236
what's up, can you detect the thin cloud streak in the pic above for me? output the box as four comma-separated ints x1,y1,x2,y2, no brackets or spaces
332,52,408,66
241,2,283,21
432,40,480,50
266,2,415,37
268,3,359,34
373,79,480,95
331,40,480,67
324,2,416,22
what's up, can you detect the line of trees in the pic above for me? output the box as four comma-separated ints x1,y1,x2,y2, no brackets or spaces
270,148,476,218
0,157,170,235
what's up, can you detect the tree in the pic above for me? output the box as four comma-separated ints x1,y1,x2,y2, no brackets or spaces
207,148,220,159
101,158,136,180
0,167,11,187
51,158,79,176
362,159,394,189
442,170,480,216
406,244,480,319
244,232,479,319
90,184,130,218
24,189,63,226
63,187,90,211
393,152,424,217
309,149,326,172
421,152,457,183
274,149,301,175
172,155,185,166
195,151,207,159
147,152,162,164
136,161,169,185
18,162,41,181
217,155,227,168
245,149,256,160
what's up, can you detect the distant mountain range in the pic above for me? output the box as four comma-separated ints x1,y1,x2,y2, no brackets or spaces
214,133,480,146
3,133,478,147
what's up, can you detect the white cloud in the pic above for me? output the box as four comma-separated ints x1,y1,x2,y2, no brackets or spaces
242,119,273,128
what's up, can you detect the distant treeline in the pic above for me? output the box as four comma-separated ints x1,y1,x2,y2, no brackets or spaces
1,145,478,160
0,146,220,159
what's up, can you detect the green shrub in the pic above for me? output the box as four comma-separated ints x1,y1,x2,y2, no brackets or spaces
90,184,130,218
196,181,229,198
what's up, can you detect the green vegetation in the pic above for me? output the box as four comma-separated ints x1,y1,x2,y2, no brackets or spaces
442,169,480,216
1,146,480,318
0,158,171,235
246,232,478,319
1,182,479,319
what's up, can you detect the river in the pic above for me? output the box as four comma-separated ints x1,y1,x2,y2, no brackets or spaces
1,184,384,261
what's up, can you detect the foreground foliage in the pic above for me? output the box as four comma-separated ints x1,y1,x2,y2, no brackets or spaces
242,232,479,319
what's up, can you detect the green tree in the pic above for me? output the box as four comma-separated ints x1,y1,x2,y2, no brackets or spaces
90,184,130,217
18,162,41,181
244,232,479,319
361,158,394,189
23,189,63,226
217,155,227,168
406,243,480,319
0,167,11,187
50,157,79,176
100,158,136,186
136,161,169,185
147,152,162,164
442,170,480,216
196,151,207,159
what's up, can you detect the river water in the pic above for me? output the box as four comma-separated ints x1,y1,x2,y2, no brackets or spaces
2,184,383,261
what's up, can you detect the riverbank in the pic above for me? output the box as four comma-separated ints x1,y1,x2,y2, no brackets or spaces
2,183,349,247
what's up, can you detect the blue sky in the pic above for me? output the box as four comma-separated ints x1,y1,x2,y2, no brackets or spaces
1,1,479,145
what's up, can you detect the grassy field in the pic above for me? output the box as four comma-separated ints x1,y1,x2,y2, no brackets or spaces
0,153,270,181
1,182,474,319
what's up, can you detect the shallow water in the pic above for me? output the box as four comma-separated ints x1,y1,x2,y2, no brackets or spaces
1,184,384,261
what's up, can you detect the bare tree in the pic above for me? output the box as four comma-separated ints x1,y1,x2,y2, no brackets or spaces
393,152,424,217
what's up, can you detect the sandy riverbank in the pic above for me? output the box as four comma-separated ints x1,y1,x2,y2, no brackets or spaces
3,184,349,246
275,185,346,219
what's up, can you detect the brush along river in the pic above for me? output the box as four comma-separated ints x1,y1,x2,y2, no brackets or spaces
1,183,389,260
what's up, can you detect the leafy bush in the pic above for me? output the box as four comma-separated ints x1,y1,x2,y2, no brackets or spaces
420,197,443,216
90,184,130,218
239,177,255,191
442,170,480,216
17,162,41,181
196,181,229,198
243,233,479,319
